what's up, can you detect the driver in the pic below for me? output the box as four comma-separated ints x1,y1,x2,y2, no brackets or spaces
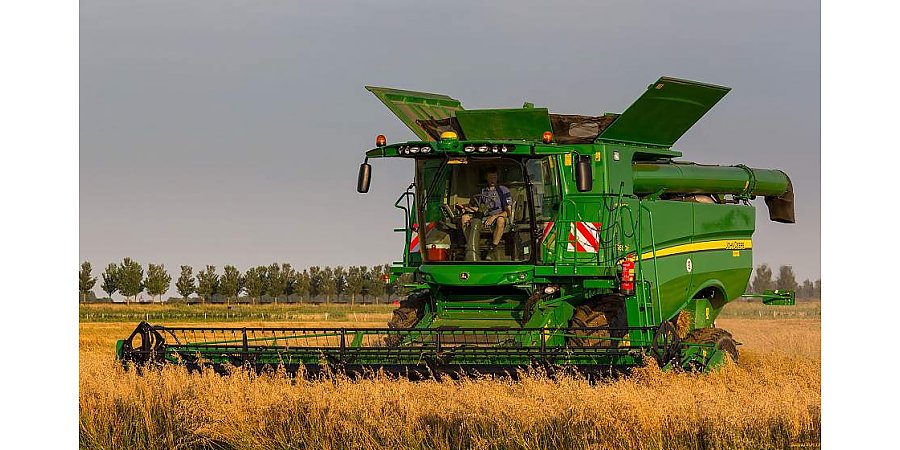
458,167,512,258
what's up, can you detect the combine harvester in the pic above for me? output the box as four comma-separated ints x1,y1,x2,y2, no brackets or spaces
117,77,795,377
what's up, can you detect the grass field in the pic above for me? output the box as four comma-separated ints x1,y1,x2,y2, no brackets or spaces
79,301,820,450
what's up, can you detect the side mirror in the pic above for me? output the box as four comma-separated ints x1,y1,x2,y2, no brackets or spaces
575,155,592,192
357,162,372,193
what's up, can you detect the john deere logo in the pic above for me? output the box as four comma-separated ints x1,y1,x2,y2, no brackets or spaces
459,272,469,280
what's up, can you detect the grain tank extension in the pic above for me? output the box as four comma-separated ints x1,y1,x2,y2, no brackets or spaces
117,77,795,376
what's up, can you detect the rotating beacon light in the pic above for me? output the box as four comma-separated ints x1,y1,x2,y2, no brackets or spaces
438,131,459,151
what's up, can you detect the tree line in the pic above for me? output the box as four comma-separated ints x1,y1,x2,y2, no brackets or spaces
78,260,413,304
80,260,821,303
746,263,821,299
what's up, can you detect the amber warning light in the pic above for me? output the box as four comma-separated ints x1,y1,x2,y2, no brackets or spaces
376,134,387,147
542,131,553,144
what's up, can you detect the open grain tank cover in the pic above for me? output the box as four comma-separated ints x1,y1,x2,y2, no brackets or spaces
597,77,731,147
765,174,795,223
365,86,465,141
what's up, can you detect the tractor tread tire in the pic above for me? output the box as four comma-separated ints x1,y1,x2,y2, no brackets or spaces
384,291,429,347
568,297,626,348
683,327,739,363
387,291,428,329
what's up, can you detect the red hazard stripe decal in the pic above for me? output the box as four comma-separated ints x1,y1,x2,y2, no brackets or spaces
540,221,554,241
575,221,600,250
567,221,602,253
409,222,436,253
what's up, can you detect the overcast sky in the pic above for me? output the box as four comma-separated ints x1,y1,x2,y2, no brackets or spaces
80,0,820,293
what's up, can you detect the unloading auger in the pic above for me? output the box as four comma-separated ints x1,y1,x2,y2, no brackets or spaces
117,77,795,377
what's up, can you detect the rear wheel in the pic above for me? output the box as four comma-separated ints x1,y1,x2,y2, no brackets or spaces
384,291,429,346
568,296,627,347
682,327,739,371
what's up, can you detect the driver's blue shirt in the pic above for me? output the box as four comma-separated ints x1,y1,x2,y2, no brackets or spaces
480,185,511,216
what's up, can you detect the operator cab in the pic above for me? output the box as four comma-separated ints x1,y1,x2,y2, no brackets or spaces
417,155,560,263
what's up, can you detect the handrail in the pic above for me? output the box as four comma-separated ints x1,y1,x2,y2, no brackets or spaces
638,202,664,325
394,186,415,266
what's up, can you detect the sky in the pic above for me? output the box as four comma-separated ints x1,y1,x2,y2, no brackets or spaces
80,0,821,293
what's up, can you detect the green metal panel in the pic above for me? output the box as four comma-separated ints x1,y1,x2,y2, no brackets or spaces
691,202,755,242
598,77,730,147
454,108,553,141
365,86,464,140
418,264,533,286
637,200,694,317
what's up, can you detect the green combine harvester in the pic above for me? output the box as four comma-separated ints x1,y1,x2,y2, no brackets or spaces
117,77,795,377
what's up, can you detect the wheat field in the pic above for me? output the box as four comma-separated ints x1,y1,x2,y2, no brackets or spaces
79,305,820,450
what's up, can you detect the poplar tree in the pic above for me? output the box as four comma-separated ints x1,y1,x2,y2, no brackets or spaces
281,263,297,301
263,264,282,304
293,270,311,303
176,265,195,301
219,265,242,303
196,265,219,303
319,266,337,303
118,257,144,303
345,266,365,306
775,265,799,292
79,261,97,303
750,263,774,294
100,263,119,300
243,266,265,304
333,266,347,302
358,266,371,302
144,263,172,302
308,266,323,300
366,265,386,303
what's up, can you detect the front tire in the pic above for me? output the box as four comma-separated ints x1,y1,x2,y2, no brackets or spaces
568,296,627,347
384,291,429,346
682,327,739,371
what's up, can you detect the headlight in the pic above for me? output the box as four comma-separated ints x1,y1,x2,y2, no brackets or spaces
543,285,558,295
420,146,431,153
500,145,509,153
409,146,420,154
477,145,488,153
491,145,500,153
464,145,475,153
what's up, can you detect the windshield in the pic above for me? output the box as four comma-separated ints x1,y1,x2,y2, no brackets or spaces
414,156,559,263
